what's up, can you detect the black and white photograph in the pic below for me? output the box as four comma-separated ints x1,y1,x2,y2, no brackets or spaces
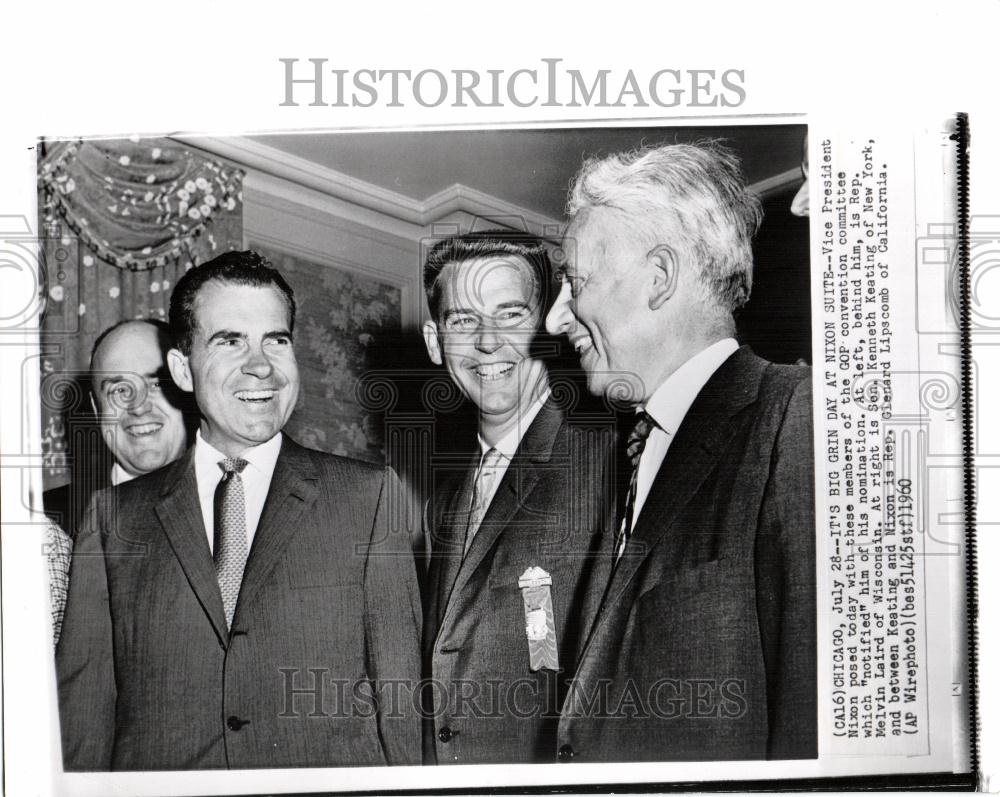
1,4,994,795
40,124,816,772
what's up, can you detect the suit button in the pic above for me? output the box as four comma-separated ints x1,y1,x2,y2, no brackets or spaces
226,716,249,731
438,726,455,743
558,744,576,762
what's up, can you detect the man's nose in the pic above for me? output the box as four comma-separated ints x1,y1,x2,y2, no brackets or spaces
545,281,576,336
126,385,153,415
474,324,502,354
242,347,274,379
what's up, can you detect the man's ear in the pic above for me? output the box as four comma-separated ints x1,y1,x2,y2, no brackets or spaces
422,320,443,366
167,348,195,393
647,244,680,310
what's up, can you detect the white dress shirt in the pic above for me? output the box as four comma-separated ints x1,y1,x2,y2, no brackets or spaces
631,338,739,522
193,430,283,553
472,388,551,515
110,462,134,487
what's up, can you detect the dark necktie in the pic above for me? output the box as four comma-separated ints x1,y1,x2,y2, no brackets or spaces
616,412,656,560
214,457,249,629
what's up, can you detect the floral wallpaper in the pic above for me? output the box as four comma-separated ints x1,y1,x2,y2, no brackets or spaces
254,246,402,463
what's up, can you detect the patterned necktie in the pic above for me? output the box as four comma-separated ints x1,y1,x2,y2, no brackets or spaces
214,457,249,629
464,448,503,556
616,412,657,560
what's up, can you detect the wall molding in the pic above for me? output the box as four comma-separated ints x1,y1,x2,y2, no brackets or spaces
242,169,427,249
174,135,562,238
176,134,803,235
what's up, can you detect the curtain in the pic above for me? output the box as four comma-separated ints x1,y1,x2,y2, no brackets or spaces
37,137,244,491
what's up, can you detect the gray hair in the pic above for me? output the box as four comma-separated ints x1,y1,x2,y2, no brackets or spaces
567,140,762,311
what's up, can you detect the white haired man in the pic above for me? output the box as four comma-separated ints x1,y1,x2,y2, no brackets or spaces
546,141,816,762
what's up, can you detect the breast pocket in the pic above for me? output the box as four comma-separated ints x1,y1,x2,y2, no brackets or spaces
285,559,361,591
636,558,724,608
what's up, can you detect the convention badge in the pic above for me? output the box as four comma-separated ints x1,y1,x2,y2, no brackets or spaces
518,566,558,672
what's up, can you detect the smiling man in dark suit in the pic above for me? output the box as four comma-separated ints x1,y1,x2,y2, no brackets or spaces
545,142,817,762
421,231,614,764
43,318,191,644
44,319,191,536
57,250,421,770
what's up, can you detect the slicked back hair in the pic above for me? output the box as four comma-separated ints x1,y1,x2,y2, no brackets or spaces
423,230,553,323
168,250,296,354
567,140,762,312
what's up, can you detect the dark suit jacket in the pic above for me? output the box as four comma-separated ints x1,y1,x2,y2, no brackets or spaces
424,395,615,764
556,346,817,762
57,436,422,770
43,467,110,539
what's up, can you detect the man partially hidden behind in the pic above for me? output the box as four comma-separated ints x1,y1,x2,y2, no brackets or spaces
44,319,189,535
546,142,817,761
57,251,421,770
421,231,614,764
43,319,190,643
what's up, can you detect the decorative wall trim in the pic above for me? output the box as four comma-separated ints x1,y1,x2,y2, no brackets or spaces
241,172,425,327
242,170,426,249
177,134,803,235
174,135,562,238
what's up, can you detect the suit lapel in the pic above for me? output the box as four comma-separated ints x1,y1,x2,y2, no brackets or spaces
426,462,475,631
593,348,768,629
232,437,319,622
446,399,563,612
154,450,230,646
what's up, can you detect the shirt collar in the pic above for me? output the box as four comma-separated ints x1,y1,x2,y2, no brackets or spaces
643,339,739,435
194,429,283,476
478,387,551,461
110,462,134,486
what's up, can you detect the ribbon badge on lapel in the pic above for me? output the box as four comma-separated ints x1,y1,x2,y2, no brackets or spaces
518,566,558,672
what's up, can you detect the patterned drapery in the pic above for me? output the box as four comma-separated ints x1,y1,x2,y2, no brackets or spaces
37,137,244,490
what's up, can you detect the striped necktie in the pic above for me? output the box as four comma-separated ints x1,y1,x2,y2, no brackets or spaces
616,412,656,560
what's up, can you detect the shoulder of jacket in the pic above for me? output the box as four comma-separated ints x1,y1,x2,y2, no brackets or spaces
295,444,388,487
760,361,811,398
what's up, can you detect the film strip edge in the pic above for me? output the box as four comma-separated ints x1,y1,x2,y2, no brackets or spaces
952,110,979,784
